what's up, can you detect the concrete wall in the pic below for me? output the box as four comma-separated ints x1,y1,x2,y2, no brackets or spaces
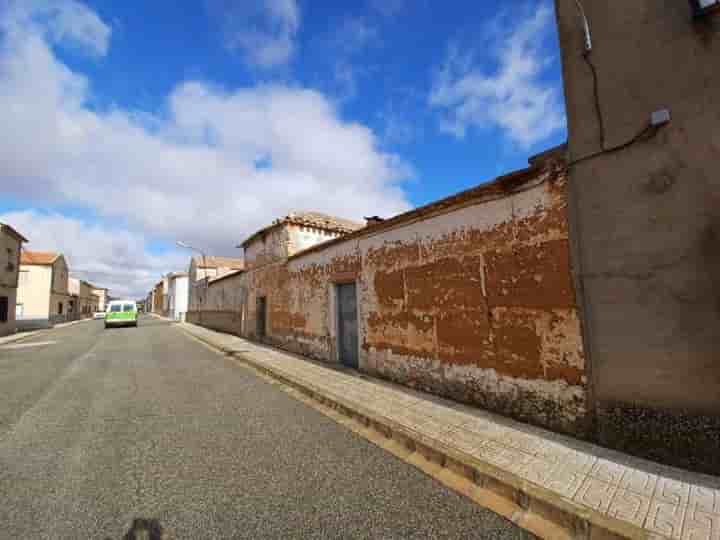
288,224,342,254
17,265,51,320
555,0,720,473
244,226,290,269
194,162,587,435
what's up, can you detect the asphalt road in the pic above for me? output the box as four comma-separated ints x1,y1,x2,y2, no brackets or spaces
0,316,535,540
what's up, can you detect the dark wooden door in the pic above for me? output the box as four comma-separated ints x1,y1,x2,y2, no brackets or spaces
256,296,266,338
337,283,358,369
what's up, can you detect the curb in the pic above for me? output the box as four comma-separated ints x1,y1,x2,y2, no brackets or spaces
0,318,94,346
178,324,663,540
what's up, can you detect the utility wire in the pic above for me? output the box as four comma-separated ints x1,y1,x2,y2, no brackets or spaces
569,0,664,167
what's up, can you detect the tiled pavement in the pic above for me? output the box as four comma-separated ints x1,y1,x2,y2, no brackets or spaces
179,322,720,540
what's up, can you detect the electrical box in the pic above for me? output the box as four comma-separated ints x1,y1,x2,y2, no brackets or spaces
651,109,671,127
690,0,720,17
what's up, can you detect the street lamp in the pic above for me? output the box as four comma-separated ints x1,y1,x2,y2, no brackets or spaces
176,241,208,306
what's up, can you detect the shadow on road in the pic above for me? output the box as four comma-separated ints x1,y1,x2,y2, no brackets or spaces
105,518,168,540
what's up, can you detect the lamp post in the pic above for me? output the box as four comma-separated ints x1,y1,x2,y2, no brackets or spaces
176,241,208,307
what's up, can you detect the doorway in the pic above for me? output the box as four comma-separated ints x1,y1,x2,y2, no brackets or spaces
256,296,267,338
336,283,358,369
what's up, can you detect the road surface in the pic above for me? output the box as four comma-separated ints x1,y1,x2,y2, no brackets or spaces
0,316,535,539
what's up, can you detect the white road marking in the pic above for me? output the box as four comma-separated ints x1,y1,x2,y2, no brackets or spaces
0,340,58,350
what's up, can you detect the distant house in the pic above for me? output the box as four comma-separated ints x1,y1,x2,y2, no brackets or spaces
188,255,244,311
166,272,189,321
92,287,109,312
68,278,99,320
239,211,363,270
17,251,71,327
0,223,28,336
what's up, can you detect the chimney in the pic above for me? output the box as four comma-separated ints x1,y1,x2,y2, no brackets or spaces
364,216,384,227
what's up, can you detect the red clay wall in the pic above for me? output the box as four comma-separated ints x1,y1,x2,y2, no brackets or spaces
197,163,587,436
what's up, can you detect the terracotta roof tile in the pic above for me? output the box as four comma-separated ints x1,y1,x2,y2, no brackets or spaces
20,250,60,265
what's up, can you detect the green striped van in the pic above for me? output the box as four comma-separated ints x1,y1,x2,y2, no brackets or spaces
105,300,138,328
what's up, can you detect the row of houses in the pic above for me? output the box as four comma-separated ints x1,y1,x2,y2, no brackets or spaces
0,223,110,336
143,3,720,475
146,257,247,321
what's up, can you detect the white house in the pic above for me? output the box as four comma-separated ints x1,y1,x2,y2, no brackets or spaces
166,272,189,321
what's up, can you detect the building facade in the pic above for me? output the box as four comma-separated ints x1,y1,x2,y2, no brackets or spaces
69,278,99,319
189,151,589,436
188,256,245,312
92,287,109,312
17,251,71,327
166,272,189,321
555,0,720,473
0,223,28,336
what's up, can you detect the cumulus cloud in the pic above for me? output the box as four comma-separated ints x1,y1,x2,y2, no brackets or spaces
429,3,565,148
1,0,111,56
0,0,412,296
2,210,186,299
208,0,300,68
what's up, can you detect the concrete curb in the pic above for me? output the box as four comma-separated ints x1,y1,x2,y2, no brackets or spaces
178,324,665,540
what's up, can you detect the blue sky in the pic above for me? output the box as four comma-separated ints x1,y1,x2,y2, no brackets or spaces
0,0,567,297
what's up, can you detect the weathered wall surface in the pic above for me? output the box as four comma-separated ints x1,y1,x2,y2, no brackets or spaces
0,230,21,336
555,0,720,473
17,265,51,320
194,163,587,436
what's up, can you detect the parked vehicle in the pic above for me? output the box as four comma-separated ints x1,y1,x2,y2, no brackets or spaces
93,311,106,319
105,300,138,328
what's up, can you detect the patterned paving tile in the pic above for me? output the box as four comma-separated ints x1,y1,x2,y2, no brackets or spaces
682,508,720,540
574,476,618,514
646,498,688,539
608,487,652,527
590,458,632,485
544,464,586,499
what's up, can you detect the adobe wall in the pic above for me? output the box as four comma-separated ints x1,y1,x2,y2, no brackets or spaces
205,163,588,436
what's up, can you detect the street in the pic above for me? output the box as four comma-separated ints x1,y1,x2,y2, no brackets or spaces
0,316,534,540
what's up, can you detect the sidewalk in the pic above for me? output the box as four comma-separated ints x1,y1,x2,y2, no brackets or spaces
0,317,93,346
179,322,719,540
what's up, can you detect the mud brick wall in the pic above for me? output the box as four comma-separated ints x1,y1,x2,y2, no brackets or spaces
220,164,587,435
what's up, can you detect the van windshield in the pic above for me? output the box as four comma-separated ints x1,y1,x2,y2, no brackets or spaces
110,305,121,312
123,304,135,312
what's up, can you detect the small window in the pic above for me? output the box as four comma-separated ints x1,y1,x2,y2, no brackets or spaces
110,304,122,312
0,296,8,322
58,302,63,314
123,304,135,312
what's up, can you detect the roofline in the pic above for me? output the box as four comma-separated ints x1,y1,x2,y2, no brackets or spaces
20,251,62,265
286,158,564,263
238,216,362,249
208,269,244,285
1,223,28,243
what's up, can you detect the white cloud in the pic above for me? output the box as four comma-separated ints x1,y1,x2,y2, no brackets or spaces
2,210,185,299
1,0,111,56
429,3,565,148
209,0,300,68
0,1,412,296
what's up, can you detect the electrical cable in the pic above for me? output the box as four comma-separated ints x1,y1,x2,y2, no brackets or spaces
569,124,659,167
569,0,664,167
582,53,606,151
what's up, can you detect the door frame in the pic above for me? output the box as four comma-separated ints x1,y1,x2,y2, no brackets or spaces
333,278,360,369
